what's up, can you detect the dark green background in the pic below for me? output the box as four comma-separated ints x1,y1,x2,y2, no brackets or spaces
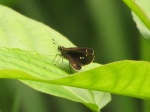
0,0,149,112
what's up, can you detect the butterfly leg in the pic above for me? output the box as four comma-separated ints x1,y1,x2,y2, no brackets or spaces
53,54,61,63
53,54,57,63
53,54,64,68
69,62,73,72
56,54,62,62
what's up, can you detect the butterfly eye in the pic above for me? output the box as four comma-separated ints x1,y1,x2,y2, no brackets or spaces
58,46,63,51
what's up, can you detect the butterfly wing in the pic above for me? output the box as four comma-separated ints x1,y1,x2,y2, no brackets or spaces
62,47,94,70
76,48,94,55
80,54,94,65
67,51,94,66
66,55,81,70
64,47,94,55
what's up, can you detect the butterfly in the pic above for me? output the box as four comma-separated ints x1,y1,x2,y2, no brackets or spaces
56,45,94,71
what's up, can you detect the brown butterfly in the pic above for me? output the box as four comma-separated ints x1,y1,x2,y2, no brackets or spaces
53,39,95,71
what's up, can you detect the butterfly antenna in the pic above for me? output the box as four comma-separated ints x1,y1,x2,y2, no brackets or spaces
52,39,60,46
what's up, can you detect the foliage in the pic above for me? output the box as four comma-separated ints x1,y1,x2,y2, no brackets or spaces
0,0,150,111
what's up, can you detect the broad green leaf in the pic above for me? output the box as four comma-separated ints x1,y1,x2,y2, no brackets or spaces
0,5,110,112
51,60,150,99
0,48,150,107
0,48,110,112
0,5,73,54
123,0,150,43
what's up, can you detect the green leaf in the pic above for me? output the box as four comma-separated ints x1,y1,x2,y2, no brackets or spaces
0,5,74,54
51,60,150,99
123,0,150,43
0,48,110,112
0,48,150,110
0,5,110,112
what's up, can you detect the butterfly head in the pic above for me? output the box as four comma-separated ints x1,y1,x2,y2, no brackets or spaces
58,46,64,52
52,39,64,52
